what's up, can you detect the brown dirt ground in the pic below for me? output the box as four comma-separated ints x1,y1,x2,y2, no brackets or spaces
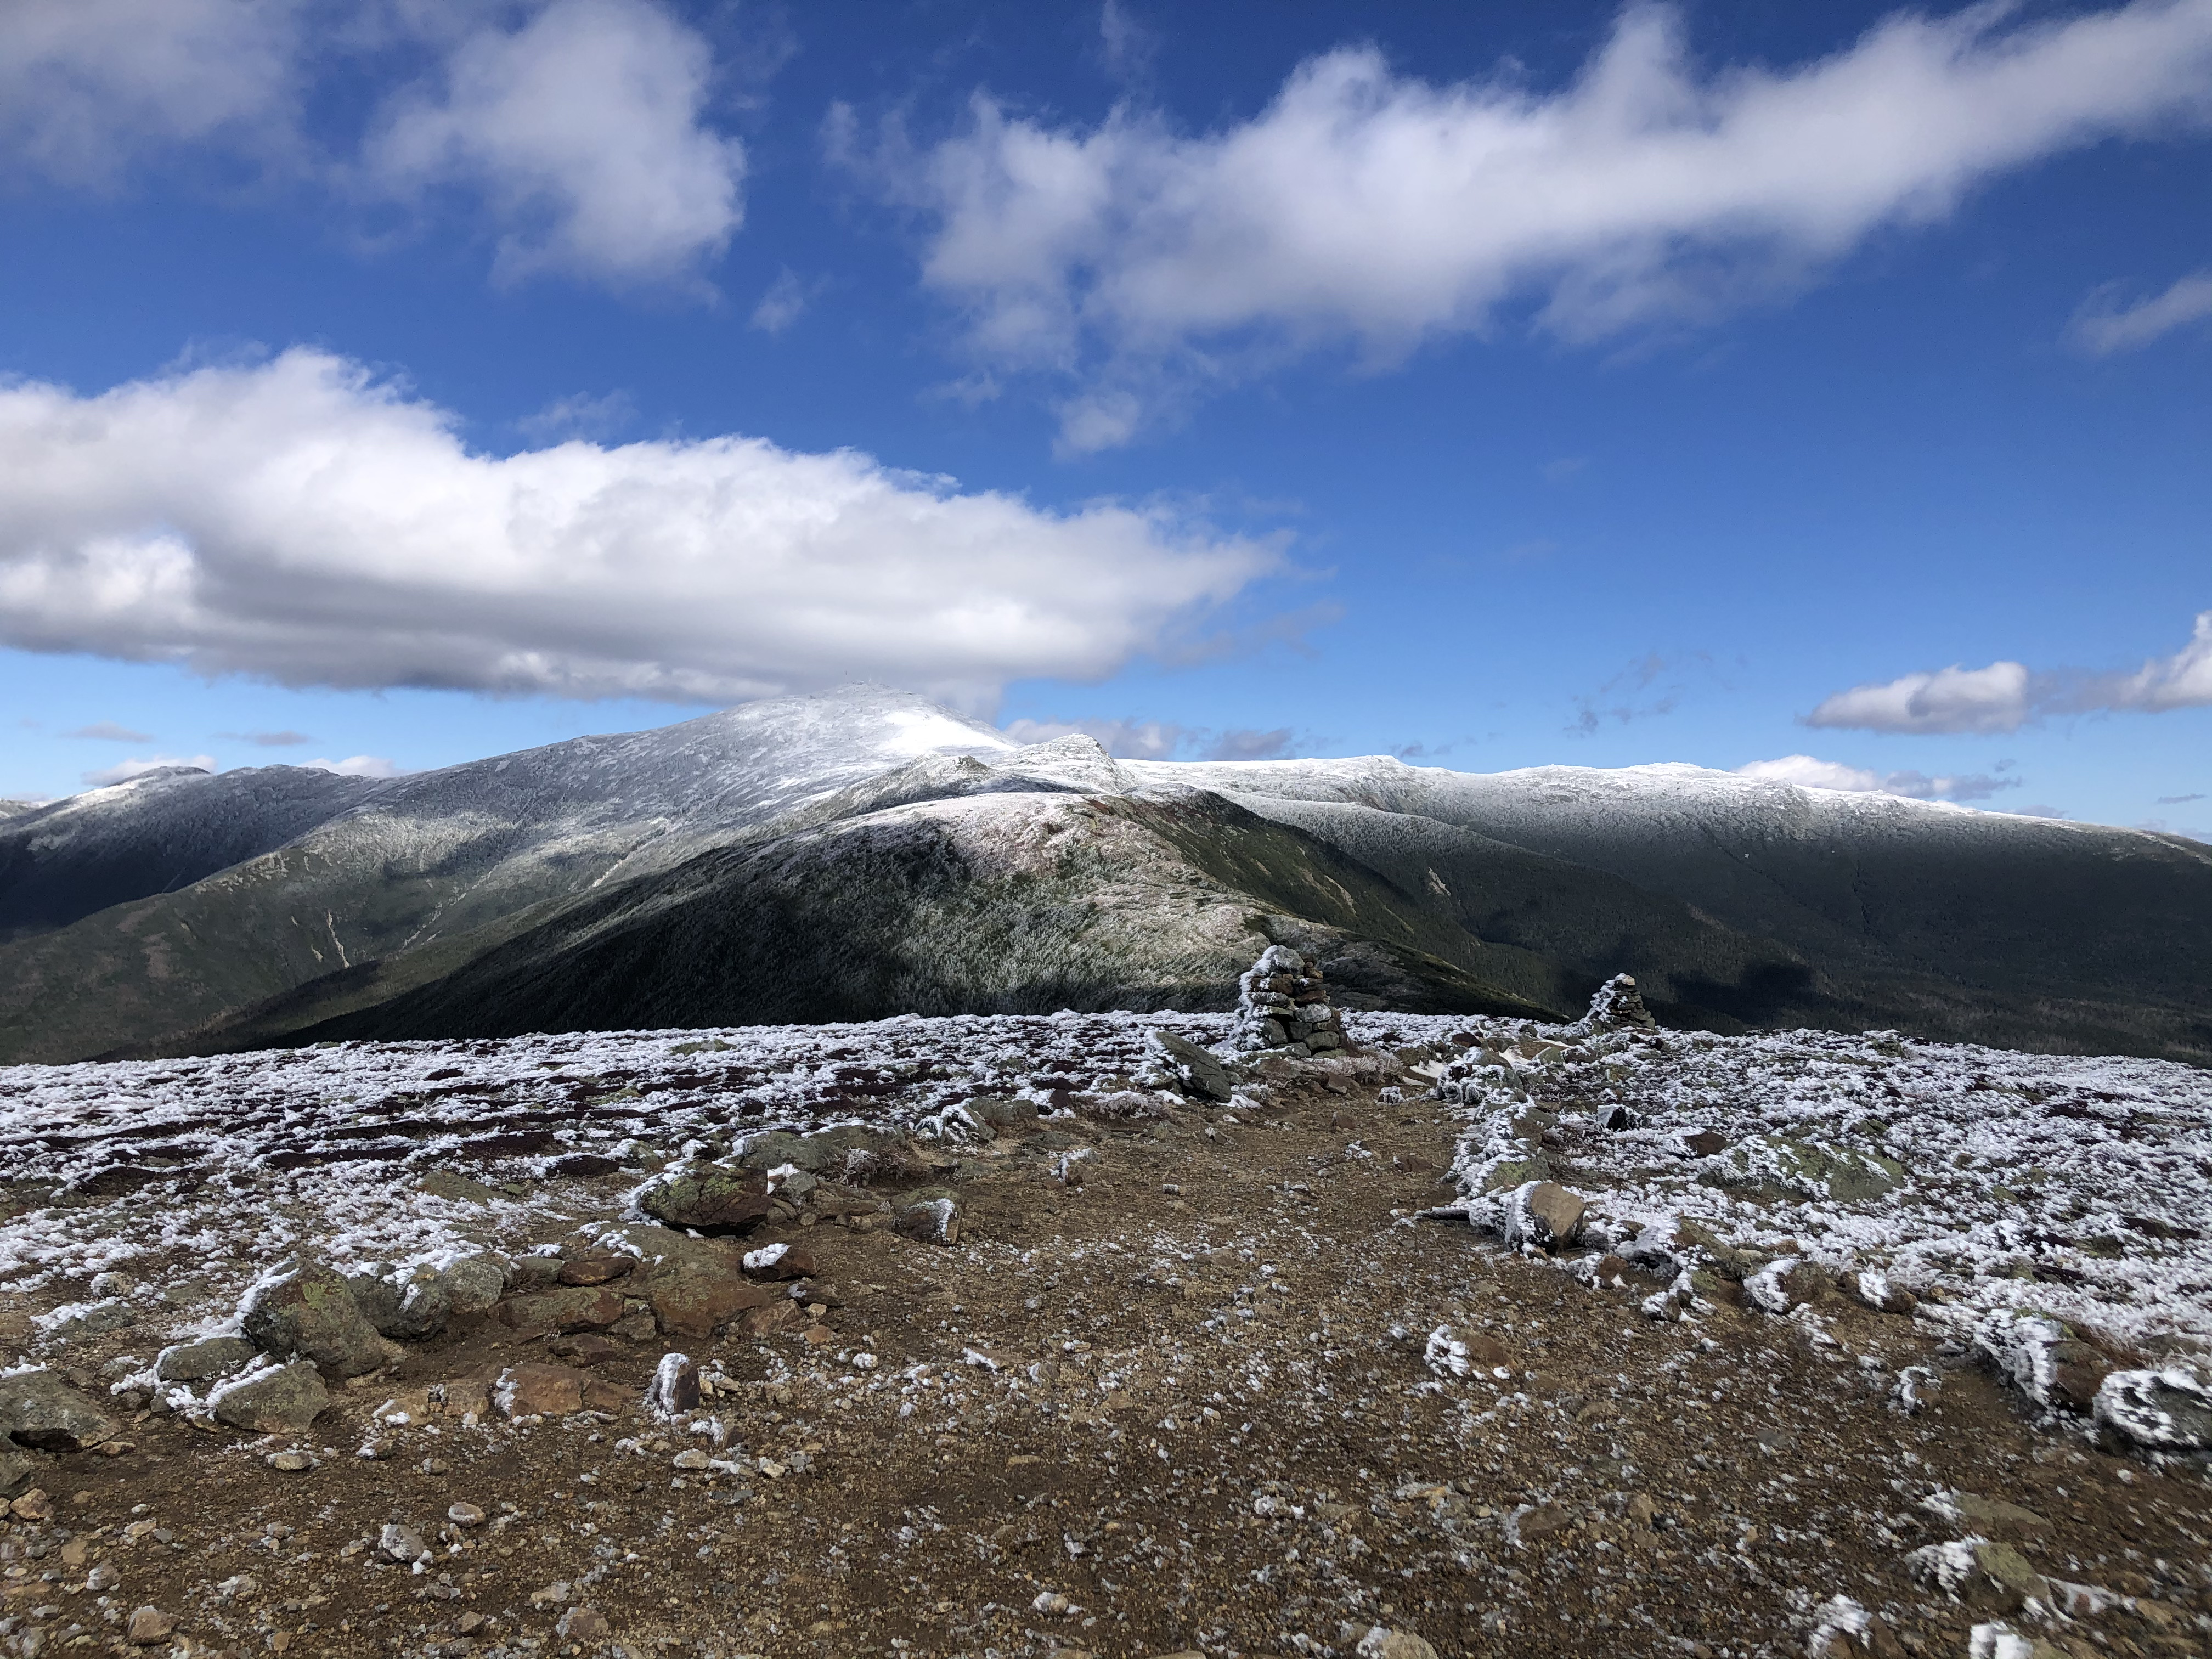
4,1066,2209,1659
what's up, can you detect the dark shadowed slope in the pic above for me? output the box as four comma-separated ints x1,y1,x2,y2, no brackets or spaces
0,765,385,944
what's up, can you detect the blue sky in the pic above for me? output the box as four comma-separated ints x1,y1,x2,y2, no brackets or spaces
1,0,2207,834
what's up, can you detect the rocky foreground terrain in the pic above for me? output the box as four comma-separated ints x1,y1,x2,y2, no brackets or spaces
2,980,2209,1658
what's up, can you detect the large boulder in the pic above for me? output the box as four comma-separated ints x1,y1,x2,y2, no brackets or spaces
636,1168,772,1235
1147,1030,1234,1103
240,1259,399,1376
208,1360,330,1435
494,1285,625,1334
617,1226,779,1338
0,1369,120,1452
154,1334,260,1385
736,1126,913,1180
2094,1365,2212,1451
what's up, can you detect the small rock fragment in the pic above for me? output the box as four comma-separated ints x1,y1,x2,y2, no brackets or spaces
645,1352,701,1419
126,1606,176,1645
447,1502,486,1527
379,1522,431,1565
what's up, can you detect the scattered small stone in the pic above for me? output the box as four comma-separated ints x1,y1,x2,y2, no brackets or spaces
556,1606,610,1640
646,1353,701,1419
264,1449,317,1472
126,1606,176,1645
379,1522,431,1565
447,1502,486,1527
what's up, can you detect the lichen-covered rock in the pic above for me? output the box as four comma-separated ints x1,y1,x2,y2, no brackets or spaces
636,1167,772,1235
494,1285,625,1334
1231,945,1344,1054
441,1255,509,1314
1700,1136,1905,1205
154,1334,259,1385
208,1359,329,1435
0,1369,120,1452
615,1225,776,1338
240,1259,399,1376
737,1125,913,1178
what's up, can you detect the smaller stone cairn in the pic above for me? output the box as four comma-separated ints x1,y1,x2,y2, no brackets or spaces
1232,945,1344,1054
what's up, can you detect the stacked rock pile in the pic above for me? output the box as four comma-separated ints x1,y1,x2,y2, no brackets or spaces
1231,944,1344,1055
1577,972,1657,1032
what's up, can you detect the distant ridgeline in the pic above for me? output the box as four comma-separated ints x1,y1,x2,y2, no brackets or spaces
0,687,2205,1067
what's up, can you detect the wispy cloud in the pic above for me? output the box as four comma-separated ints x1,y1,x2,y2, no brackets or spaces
876,0,2212,447
63,720,153,742
517,390,637,444
1570,651,1715,735
2157,792,2206,804
218,729,313,747
1736,753,2018,803
2068,269,2212,354
749,269,820,335
1808,611,2212,734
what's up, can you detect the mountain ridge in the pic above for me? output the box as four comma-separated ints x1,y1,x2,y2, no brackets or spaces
1,686,2204,1066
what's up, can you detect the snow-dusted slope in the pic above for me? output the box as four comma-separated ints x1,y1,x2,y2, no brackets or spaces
1,689,2206,1065
0,764,387,943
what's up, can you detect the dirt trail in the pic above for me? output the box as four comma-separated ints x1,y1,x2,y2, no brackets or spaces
3,1049,2209,1659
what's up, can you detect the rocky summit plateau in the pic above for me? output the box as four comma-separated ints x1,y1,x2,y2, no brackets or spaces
1,690,2208,1659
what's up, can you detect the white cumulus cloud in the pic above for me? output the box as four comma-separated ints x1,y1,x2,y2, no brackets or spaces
84,754,218,787
1808,612,2212,734
2069,269,2212,353
1806,660,2035,735
0,348,1276,708
0,0,304,187
1735,754,2017,802
889,0,2212,447
364,0,746,287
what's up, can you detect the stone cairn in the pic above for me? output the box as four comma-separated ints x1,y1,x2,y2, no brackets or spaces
1231,944,1344,1054
1578,972,1657,1033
